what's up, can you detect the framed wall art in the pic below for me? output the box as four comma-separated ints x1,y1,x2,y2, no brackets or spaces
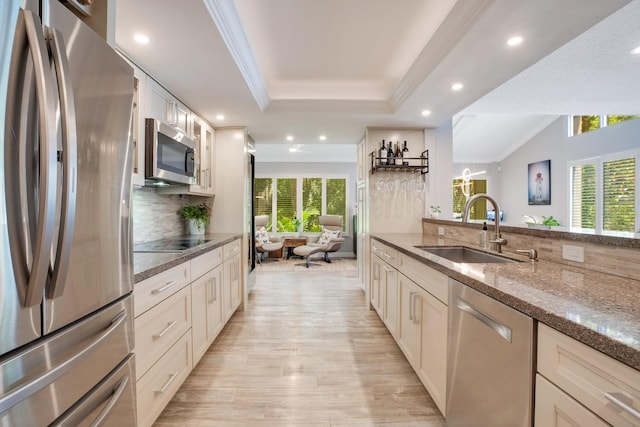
528,160,551,205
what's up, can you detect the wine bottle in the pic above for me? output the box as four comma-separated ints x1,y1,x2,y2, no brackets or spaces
380,140,387,165
402,141,409,166
387,141,394,165
395,142,402,165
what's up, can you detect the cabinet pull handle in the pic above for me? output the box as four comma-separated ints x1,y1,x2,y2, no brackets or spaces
152,280,177,295
155,372,178,394
412,293,421,324
604,392,640,420
207,279,214,304
213,277,217,301
456,298,512,342
153,320,177,340
383,266,393,273
409,292,416,321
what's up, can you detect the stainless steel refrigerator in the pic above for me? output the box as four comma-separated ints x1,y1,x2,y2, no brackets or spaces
1,0,136,425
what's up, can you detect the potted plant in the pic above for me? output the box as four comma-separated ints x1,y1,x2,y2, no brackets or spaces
291,217,301,236
180,202,210,234
429,205,441,219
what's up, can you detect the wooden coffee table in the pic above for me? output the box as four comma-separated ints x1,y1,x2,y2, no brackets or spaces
282,237,307,259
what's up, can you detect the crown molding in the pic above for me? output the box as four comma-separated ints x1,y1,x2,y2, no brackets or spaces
203,0,271,111
265,99,391,114
390,0,495,112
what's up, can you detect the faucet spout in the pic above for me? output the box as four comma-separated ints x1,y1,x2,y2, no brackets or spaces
462,194,507,253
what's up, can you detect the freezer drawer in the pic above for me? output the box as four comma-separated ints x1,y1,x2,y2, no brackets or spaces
0,295,134,426
54,354,136,427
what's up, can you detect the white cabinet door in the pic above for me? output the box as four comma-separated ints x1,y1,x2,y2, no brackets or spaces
130,63,146,187
383,265,399,339
207,264,224,342
398,274,421,368
416,286,447,415
223,253,241,321
190,272,209,366
535,374,609,427
146,78,190,135
370,255,383,316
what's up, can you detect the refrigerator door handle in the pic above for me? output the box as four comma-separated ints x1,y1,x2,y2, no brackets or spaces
0,311,127,413
9,9,59,307
89,376,130,427
45,26,78,299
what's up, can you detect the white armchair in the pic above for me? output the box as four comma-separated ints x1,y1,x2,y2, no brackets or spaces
293,215,344,267
255,215,282,263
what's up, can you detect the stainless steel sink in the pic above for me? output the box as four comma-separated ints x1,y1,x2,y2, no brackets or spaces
414,246,517,264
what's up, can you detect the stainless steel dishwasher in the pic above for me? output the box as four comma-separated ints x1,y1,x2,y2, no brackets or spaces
447,279,534,427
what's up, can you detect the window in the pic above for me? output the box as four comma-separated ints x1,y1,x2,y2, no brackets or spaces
256,176,348,234
255,178,273,230
570,115,638,136
276,178,297,232
569,151,638,236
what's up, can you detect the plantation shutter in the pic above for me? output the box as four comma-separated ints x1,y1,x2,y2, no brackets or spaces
302,178,322,232
570,164,597,231
326,178,347,231
276,178,297,232
602,157,635,234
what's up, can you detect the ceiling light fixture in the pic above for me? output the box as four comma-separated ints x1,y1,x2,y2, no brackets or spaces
133,34,149,45
286,135,294,141
421,110,432,117
319,135,326,141
451,83,464,91
631,46,640,55
507,36,523,47
216,114,225,120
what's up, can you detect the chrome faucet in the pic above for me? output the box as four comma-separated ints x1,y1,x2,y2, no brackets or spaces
462,194,508,253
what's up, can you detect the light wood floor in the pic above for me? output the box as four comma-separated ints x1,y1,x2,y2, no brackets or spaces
154,265,446,426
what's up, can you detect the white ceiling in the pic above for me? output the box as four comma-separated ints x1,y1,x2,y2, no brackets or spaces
114,0,638,163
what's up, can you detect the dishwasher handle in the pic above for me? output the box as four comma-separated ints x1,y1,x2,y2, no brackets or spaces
456,298,512,343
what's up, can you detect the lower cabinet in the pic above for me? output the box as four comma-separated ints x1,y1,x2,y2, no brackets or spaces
191,264,223,366
536,323,640,427
371,240,448,416
134,238,243,426
535,374,609,427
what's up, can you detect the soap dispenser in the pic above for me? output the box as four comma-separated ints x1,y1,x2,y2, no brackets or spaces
480,222,488,250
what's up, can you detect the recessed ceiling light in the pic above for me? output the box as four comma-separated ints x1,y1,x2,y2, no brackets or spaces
216,114,225,120
631,46,640,55
134,34,149,45
319,135,327,141
421,110,432,117
286,135,294,141
507,36,523,47
451,83,464,91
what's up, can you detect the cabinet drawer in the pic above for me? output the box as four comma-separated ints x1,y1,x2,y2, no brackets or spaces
135,286,191,380
134,262,190,317
136,331,192,427
398,253,448,305
538,324,640,427
191,246,223,280
223,239,241,260
535,374,608,427
371,240,398,268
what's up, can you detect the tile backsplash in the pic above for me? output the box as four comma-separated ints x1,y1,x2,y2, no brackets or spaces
423,219,640,281
132,187,189,244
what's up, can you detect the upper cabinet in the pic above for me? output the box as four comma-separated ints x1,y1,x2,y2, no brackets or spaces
146,78,191,136
185,116,216,196
131,63,146,187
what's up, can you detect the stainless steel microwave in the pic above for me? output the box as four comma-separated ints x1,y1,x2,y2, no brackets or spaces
145,118,196,185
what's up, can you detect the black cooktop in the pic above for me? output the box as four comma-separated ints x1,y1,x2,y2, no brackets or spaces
133,237,211,253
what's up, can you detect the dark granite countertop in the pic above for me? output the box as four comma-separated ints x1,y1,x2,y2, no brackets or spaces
372,233,640,371
133,233,242,283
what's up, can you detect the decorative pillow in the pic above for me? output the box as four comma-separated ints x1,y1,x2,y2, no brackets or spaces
319,229,340,245
256,226,269,245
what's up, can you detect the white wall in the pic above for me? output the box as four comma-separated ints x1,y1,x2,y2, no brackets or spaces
498,117,640,226
255,161,357,255
366,128,426,233
426,121,454,220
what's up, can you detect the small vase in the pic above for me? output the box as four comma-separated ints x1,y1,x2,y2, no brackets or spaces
188,219,205,235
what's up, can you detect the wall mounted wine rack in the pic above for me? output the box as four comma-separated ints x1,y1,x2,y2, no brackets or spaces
370,150,429,174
